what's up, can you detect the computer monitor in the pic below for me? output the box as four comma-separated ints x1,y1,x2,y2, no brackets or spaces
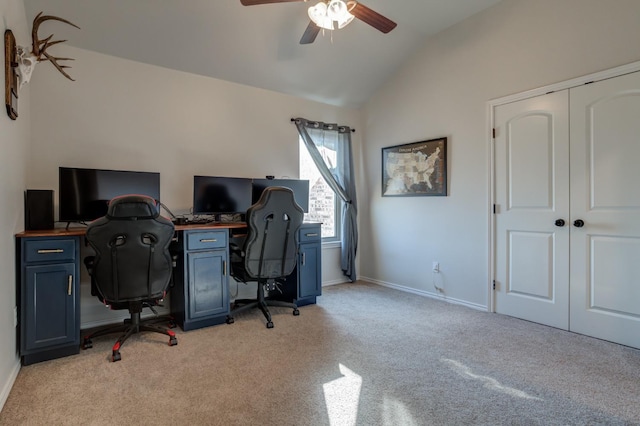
252,178,309,213
59,167,161,223
192,176,253,215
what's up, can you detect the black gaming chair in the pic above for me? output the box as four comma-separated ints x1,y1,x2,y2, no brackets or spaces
82,195,177,362
227,186,304,328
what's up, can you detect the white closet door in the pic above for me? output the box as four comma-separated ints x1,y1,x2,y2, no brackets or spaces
494,91,570,329
569,71,640,349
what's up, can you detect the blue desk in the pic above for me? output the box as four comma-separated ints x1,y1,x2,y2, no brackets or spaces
15,222,321,364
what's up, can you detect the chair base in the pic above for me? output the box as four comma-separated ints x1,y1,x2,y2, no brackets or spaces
227,281,299,328
82,308,177,362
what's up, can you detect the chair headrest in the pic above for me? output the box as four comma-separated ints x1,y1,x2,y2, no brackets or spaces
252,186,303,213
106,195,160,219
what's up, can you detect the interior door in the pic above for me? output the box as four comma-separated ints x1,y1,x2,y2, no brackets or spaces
494,91,570,329
569,71,640,348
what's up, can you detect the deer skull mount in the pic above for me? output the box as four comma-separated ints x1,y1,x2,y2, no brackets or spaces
24,12,81,83
15,45,37,90
5,12,79,119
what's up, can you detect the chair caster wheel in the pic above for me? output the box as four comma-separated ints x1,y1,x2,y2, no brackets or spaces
82,338,93,349
112,351,121,362
266,321,274,329
169,336,178,346
226,317,235,324
293,309,300,316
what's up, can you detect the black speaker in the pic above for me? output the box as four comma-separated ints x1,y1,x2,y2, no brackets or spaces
25,190,54,230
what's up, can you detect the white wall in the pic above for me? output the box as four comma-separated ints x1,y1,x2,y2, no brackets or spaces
11,0,640,408
27,46,359,325
360,0,640,308
0,0,30,410
29,46,363,215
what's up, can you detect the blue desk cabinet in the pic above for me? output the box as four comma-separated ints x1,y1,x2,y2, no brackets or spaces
18,237,81,365
283,223,322,306
171,229,230,331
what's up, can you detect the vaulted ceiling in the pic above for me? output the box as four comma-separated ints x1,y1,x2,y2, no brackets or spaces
23,0,501,108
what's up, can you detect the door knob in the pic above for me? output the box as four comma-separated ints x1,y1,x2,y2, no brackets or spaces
555,219,565,227
573,219,585,228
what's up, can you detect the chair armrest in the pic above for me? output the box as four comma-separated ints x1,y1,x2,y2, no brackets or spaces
83,256,100,296
83,256,95,275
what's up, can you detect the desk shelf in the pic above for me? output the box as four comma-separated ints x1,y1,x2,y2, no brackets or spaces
170,229,230,331
17,236,81,365
282,223,322,306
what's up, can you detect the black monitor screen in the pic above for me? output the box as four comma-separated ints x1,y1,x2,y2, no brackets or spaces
252,179,309,213
193,176,253,215
59,167,160,222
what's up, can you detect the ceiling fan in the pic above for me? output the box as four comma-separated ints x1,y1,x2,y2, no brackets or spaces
240,0,397,44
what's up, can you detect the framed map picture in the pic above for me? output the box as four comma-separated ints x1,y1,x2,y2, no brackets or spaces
382,137,447,197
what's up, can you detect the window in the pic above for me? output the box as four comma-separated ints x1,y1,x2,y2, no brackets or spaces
300,138,341,241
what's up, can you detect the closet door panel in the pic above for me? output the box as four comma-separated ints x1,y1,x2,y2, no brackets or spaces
569,70,640,349
494,90,570,329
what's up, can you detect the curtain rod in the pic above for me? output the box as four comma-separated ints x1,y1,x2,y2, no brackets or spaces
290,118,355,133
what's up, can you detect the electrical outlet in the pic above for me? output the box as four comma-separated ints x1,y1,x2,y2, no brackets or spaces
432,261,439,273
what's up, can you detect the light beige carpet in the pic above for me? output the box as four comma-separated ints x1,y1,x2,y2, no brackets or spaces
1,282,639,425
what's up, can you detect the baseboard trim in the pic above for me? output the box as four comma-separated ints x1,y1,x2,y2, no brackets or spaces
322,278,349,287
0,359,20,412
359,276,488,311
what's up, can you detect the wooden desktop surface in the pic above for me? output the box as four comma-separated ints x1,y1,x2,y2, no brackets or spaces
15,222,247,238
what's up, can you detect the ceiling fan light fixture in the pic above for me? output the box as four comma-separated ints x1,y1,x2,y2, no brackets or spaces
327,0,347,21
242,0,397,45
308,3,326,24
336,11,354,29
309,0,353,31
308,3,334,30
320,16,335,30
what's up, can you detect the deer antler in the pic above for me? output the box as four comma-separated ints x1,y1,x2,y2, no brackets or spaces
31,12,80,81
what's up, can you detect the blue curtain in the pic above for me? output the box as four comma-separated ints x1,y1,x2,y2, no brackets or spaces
294,118,358,282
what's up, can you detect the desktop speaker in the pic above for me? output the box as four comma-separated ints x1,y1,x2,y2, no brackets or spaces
25,189,54,230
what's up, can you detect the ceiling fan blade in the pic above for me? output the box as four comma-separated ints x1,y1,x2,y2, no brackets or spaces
240,0,304,5
300,21,321,44
349,2,397,34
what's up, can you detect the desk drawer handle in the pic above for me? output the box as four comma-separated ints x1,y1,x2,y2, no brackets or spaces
67,275,73,296
200,239,217,243
37,249,64,254
301,252,306,266
223,261,227,276
305,233,319,237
